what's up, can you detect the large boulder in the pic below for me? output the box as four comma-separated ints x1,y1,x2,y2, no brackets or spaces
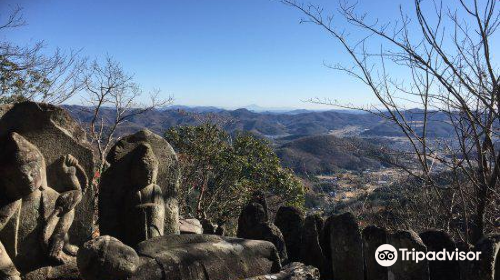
326,212,364,280
77,235,282,280
76,236,141,280
99,129,181,244
238,202,288,263
465,234,499,280
419,230,460,280
320,216,334,280
0,101,96,245
275,206,305,262
300,214,327,278
389,230,429,280
245,262,320,280
362,225,388,280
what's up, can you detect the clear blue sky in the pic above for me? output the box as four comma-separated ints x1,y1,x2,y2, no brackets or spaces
1,0,497,109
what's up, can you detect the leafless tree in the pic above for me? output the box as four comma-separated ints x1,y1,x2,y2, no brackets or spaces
81,56,172,170
283,0,499,244
0,6,86,104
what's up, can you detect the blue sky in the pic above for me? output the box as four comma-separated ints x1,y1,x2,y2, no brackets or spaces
1,0,497,109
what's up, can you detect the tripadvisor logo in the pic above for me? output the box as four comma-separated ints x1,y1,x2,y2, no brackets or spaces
375,244,481,267
375,244,398,267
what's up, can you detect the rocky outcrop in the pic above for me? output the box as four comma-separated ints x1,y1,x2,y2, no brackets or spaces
326,213,364,280
77,234,282,280
362,225,388,280
238,202,288,263
420,230,460,280
300,214,327,278
465,234,499,280
389,230,429,280
275,206,304,262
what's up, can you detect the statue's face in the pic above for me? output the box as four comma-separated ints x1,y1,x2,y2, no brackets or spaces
0,133,46,200
130,144,159,187
131,161,158,186
1,159,43,200
18,160,44,194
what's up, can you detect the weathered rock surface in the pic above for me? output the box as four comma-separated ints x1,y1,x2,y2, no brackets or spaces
77,236,140,280
419,230,460,280
389,230,429,280
245,262,320,280
238,202,288,263
465,234,499,280
77,234,282,280
0,132,87,279
180,218,203,234
275,206,304,262
22,258,80,280
99,129,180,246
327,212,364,280
0,101,96,245
319,216,334,280
300,214,327,278
362,225,388,280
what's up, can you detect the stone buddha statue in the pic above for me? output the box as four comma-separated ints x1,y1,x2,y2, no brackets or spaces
0,132,86,279
122,143,165,246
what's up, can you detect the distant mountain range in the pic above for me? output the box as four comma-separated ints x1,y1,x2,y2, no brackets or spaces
161,104,364,115
64,105,455,140
63,105,453,173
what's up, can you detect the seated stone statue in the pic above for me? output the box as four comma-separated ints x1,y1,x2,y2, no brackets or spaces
0,133,86,279
122,143,165,246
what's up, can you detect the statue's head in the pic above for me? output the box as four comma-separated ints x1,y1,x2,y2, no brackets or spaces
0,132,46,200
130,143,159,187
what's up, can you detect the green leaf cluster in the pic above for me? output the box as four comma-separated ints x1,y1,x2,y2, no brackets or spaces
165,123,305,226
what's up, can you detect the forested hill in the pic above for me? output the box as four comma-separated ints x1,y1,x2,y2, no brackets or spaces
276,135,392,175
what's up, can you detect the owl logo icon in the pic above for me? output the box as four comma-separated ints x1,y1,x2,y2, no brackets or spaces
375,244,398,267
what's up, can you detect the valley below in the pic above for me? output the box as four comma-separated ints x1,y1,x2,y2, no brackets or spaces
66,105,435,217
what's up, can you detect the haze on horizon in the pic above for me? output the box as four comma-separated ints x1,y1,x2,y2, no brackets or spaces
2,0,498,110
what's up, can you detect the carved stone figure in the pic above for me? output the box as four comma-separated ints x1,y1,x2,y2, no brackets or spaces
123,144,165,245
99,130,180,245
100,140,168,246
0,102,96,245
0,133,86,279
